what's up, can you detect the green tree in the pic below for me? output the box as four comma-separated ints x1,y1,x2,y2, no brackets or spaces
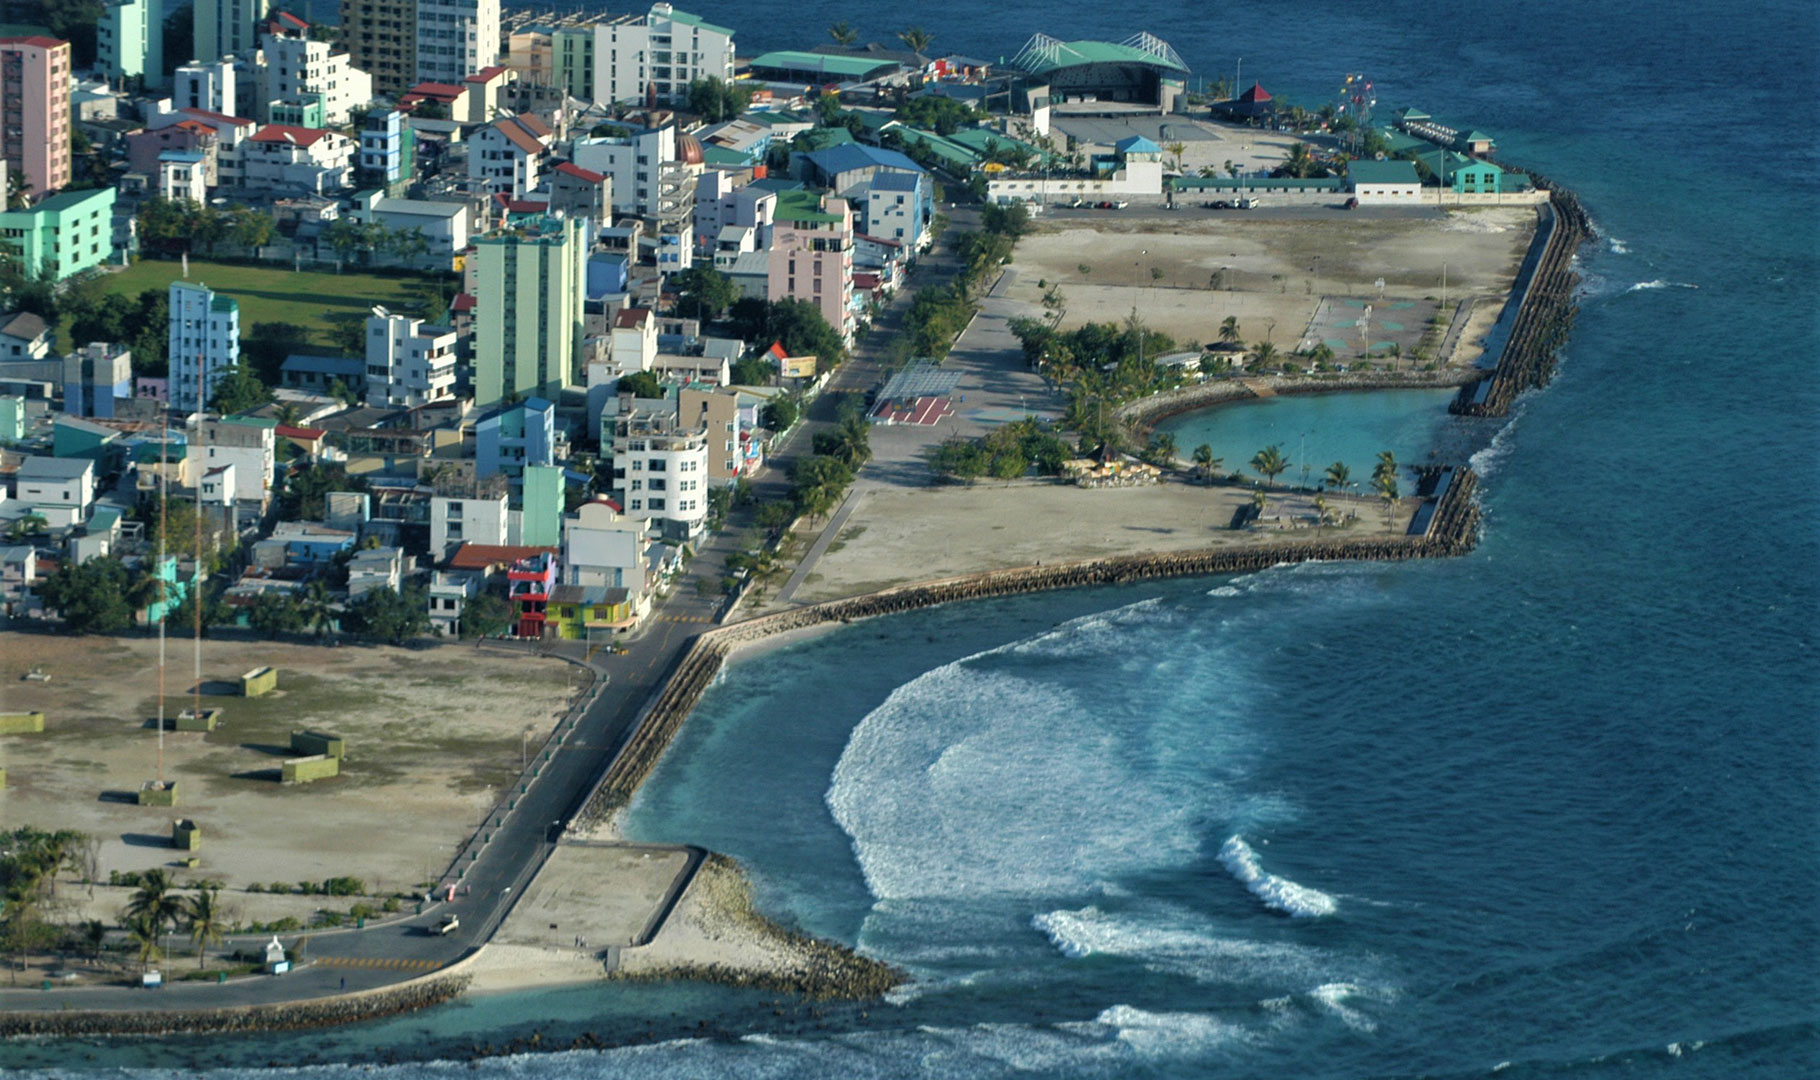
228,206,276,250
1373,450,1399,486
1250,445,1289,487
125,910,162,972
345,584,430,644
761,394,799,431
248,591,304,639
896,25,934,56
459,590,512,639
298,579,337,638
208,365,274,415
620,370,664,399
280,465,368,521
1219,315,1241,343
673,265,739,321
1192,444,1223,483
1142,431,1178,466
1249,341,1278,372
126,869,183,941
168,581,231,638
1325,461,1352,497
828,20,859,47
789,455,853,521
69,292,136,347
811,412,872,470
6,512,48,541
38,557,133,634
1375,474,1401,531
685,76,751,123
185,888,225,970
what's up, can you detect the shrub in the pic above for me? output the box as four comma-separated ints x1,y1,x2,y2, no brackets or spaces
268,882,292,895
322,876,366,897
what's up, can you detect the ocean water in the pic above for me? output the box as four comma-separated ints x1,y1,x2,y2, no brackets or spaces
11,1,1819,1076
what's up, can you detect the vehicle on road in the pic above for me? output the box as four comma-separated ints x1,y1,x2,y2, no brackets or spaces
1095,200,1114,209
1344,196,1360,210
1204,200,1230,210
435,914,459,935
1110,200,1130,209
1235,198,1258,210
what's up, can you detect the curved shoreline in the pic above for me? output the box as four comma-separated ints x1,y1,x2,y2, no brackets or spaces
576,467,1481,833
1119,367,1484,434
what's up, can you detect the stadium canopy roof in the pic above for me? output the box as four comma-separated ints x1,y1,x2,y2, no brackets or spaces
1009,32,1189,78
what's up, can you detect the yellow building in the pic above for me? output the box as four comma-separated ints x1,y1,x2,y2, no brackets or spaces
546,584,633,640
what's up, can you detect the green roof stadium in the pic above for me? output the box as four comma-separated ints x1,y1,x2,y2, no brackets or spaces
1008,32,1190,114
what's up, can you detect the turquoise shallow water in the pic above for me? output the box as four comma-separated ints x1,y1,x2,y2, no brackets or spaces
7,0,1817,1076
1153,387,1461,488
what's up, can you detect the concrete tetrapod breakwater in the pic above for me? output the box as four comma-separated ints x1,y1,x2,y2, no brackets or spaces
575,469,1482,832
1450,183,1593,417
0,970,473,1039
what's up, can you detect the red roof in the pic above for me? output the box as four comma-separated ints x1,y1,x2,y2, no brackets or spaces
490,117,548,156
556,162,606,183
451,293,476,312
250,124,330,147
857,233,902,249
1240,82,1271,103
402,82,466,104
181,107,256,128
615,308,652,329
466,65,508,84
0,36,66,50
276,11,309,28
853,272,881,289
448,544,559,571
767,341,788,361
276,424,326,440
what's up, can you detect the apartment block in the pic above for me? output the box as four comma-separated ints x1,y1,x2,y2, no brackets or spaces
0,37,72,201
768,191,855,344
0,188,116,282
194,0,271,62
416,0,500,86
261,29,373,127
471,214,587,408
98,0,164,89
590,4,734,107
168,281,240,412
339,0,415,97
365,308,456,408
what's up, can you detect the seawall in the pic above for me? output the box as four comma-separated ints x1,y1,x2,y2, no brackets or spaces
0,969,473,1039
1119,367,1483,434
1450,183,1593,416
575,469,1481,830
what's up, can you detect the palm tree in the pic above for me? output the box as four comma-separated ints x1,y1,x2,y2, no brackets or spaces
828,20,859,47
125,911,162,972
1191,444,1223,483
186,889,225,970
127,568,167,624
1251,485,1269,519
81,918,107,962
1164,141,1187,173
126,869,183,940
1375,475,1401,531
6,513,48,541
1281,142,1319,179
273,401,302,427
1250,445,1289,488
1387,342,1402,371
299,579,335,639
1250,341,1278,372
1219,315,1240,344
1313,493,1330,525
1324,461,1351,495
896,26,933,55
1146,431,1178,466
1373,450,1399,486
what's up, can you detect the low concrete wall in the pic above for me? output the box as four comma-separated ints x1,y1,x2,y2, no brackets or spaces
291,729,345,759
282,754,340,784
241,666,277,697
0,711,46,734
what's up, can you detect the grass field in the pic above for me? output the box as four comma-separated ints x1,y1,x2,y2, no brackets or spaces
70,258,452,352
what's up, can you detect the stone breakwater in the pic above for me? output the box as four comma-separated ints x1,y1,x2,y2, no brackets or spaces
0,972,471,1039
575,469,1481,834
610,855,904,1001
1451,184,1593,417
1120,368,1483,435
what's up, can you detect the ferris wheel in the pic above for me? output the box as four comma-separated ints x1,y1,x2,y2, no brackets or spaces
1337,73,1378,152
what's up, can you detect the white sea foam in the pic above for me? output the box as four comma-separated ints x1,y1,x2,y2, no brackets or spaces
825,603,1210,902
1029,904,1338,985
1468,402,1524,479
1607,236,1629,254
1308,982,1384,1032
1217,836,1337,918
1625,279,1697,293
1060,1005,1255,1055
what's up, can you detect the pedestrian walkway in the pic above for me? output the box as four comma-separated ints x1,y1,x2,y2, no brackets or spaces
312,957,443,972
654,613,715,624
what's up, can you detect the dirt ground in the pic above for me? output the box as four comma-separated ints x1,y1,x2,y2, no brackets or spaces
779,479,1411,608
1007,207,1535,355
0,634,578,895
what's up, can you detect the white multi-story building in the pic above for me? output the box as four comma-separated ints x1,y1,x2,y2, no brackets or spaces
240,124,354,194
364,308,457,408
194,0,270,63
561,498,650,611
590,4,734,107
571,123,700,268
199,416,276,505
468,115,551,199
173,59,236,115
168,281,239,412
607,399,710,538
416,0,501,86
260,31,373,127
430,490,508,560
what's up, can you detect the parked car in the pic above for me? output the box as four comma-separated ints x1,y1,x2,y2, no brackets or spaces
1095,200,1115,209
1110,200,1130,209
1204,200,1230,210
436,914,460,935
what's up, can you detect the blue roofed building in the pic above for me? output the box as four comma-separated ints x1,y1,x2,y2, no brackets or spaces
853,169,932,253
476,396,559,493
793,143,925,193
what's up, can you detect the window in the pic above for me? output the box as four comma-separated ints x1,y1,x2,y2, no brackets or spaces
649,498,665,511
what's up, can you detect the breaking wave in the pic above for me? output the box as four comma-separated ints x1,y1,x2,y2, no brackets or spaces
1217,836,1338,918
1625,279,1697,293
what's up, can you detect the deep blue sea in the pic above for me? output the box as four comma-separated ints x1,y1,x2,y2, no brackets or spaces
12,1,1818,1076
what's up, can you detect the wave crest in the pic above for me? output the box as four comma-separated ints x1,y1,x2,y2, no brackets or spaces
1217,836,1337,918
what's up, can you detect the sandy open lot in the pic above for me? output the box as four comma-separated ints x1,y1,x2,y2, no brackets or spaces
494,843,691,950
0,634,577,894
1008,208,1535,355
783,480,1412,606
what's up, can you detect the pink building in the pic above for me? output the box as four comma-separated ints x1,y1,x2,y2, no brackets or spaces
767,191,855,344
0,36,72,201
